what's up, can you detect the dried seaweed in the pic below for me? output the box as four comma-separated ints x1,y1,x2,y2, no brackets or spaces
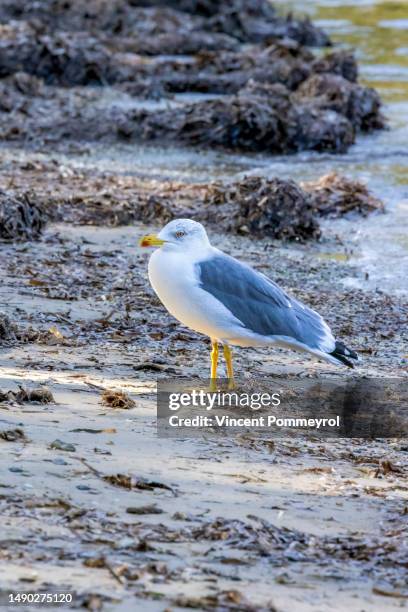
312,50,358,83
0,428,26,442
0,0,384,158
295,73,384,131
287,104,355,153
0,312,16,342
101,390,136,409
0,165,384,244
140,47,358,99
119,77,361,154
302,173,385,217
205,176,320,241
135,195,176,225
126,31,239,56
202,173,384,239
104,473,175,493
188,514,407,572
163,41,315,94
0,72,43,114
0,191,46,241
0,22,115,86
198,0,329,46
0,386,54,404
126,504,164,515
20,386,54,403
0,0,330,48
174,589,273,611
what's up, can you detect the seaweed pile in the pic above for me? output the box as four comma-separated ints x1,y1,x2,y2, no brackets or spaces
204,173,385,238
203,176,320,240
0,1,329,88
0,312,15,343
0,0,330,48
302,173,385,217
127,79,359,153
0,0,384,154
133,174,384,241
0,191,46,241
0,157,383,242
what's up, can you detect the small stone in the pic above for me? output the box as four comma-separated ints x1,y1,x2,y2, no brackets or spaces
50,439,76,452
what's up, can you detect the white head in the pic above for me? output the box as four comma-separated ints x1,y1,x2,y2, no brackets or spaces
140,219,211,254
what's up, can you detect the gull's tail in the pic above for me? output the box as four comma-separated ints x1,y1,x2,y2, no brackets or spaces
329,341,359,368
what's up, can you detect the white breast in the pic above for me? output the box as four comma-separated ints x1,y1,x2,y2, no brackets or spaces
148,248,243,341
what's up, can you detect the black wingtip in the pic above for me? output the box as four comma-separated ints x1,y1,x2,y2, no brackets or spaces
330,341,358,368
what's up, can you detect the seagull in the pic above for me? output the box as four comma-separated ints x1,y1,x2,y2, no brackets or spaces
140,219,358,388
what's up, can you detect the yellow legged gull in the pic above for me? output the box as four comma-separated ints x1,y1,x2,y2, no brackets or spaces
140,219,358,388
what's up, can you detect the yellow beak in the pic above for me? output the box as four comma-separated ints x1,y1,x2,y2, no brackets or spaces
139,234,165,248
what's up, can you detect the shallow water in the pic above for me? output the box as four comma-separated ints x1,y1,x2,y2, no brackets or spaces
270,0,408,294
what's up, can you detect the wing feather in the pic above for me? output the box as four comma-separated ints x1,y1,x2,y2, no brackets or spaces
197,253,334,352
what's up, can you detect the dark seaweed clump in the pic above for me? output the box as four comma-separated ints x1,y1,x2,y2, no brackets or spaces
132,174,383,241
114,59,383,153
0,0,330,48
0,312,16,342
204,177,321,240
302,173,385,217
0,1,384,155
0,191,47,241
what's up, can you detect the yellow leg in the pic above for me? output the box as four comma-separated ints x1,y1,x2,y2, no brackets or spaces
210,341,219,391
223,345,235,390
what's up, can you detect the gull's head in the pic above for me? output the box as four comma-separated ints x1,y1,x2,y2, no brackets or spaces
140,219,210,253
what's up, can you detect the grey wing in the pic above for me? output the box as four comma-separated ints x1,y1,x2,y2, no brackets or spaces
197,253,334,352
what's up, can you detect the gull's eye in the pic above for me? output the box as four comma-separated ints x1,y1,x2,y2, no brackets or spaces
175,230,186,239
